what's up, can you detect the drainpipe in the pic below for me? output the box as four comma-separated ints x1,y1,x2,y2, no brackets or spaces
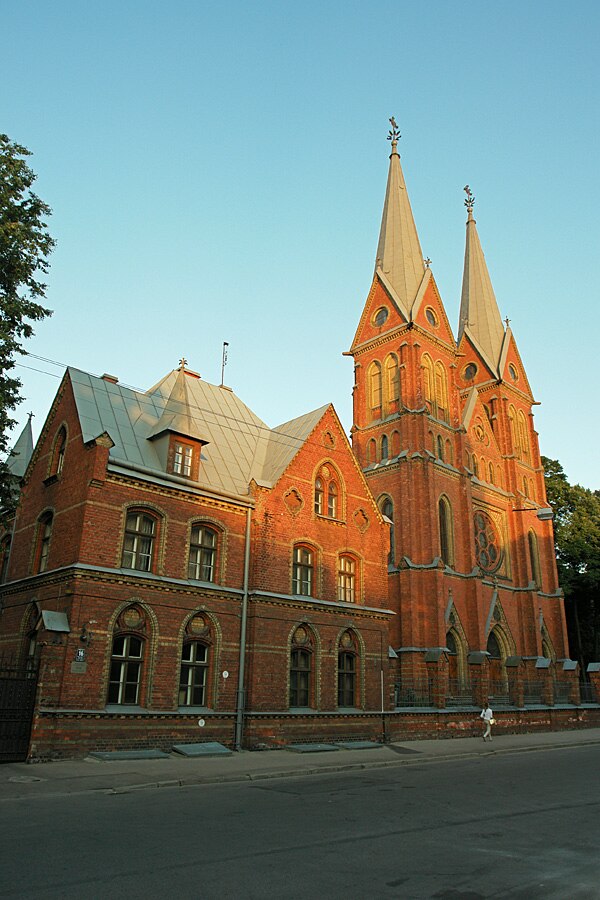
234,506,252,751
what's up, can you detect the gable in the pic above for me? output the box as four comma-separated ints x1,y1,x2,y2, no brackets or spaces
411,272,456,348
498,330,535,401
348,274,409,355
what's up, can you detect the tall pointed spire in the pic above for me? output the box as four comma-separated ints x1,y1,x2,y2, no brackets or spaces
6,413,34,478
459,186,505,375
375,118,426,315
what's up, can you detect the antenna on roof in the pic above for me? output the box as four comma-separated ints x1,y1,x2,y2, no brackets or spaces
220,342,229,387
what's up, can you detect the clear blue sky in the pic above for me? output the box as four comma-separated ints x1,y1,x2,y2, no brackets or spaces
3,0,599,489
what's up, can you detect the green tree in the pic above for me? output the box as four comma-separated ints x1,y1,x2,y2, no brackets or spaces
0,134,54,508
542,457,600,671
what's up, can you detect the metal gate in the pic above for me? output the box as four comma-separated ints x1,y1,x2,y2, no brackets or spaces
0,655,39,763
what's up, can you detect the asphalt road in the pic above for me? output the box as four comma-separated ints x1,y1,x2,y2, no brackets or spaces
2,745,599,899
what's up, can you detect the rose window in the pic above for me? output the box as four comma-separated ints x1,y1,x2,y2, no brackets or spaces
473,512,502,573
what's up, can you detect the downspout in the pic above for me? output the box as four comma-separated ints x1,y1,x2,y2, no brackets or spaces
234,506,252,751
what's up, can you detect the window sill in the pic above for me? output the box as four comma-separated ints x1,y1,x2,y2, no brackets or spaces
177,706,211,714
104,704,145,714
43,474,61,486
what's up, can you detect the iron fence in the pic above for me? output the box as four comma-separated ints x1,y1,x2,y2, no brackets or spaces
445,679,475,707
553,680,573,704
579,681,598,704
488,682,511,708
523,679,545,706
394,678,434,708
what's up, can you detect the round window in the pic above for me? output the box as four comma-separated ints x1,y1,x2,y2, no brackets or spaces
373,307,389,327
473,512,503,574
464,363,478,381
425,307,438,327
508,363,518,381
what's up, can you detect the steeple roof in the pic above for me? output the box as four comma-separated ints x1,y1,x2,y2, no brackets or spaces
374,119,426,315
459,188,506,376
7,415,34,478
146,362,209,443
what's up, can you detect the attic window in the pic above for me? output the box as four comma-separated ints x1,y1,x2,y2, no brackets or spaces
174,443,193,477
373,307,389,327
425,307,438,327
508,364,518,382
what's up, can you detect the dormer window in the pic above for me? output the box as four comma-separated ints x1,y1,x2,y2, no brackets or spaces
174,442,193,477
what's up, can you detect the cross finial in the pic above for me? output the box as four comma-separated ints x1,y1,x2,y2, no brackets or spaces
424,257,432,269
464,184,475,213
179,357,188,370
27,411,34,422
387,116,401,153
504,317,511,328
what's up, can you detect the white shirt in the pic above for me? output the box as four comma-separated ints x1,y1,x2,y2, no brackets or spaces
480,707,493,721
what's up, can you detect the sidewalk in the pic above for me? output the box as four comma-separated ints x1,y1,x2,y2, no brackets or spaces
2,728,600,803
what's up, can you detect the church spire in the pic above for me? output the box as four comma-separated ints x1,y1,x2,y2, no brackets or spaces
458,186,505,376
374,118,426,315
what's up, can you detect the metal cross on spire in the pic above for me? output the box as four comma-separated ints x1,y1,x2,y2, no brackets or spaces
387,116,401,143
179,357,188,370
464,185,475,212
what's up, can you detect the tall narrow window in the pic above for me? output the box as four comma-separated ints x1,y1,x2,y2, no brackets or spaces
121,512,156,572
381,497,394,565
37,513,53,573
179,642,209,706
489,463,495,484
53,427,67,476
338,555,356,603
314,478,324,515
338,631,358,707
508,405,517,453
517,411,530,463
367,439,377,464
381,434,388,461
0,536,11,583
188,524,217,582
438,496,454,566
384,353,400,411
528,530,541,588
107,634,144,705
290,648,311,707
434,361,449,422
327,481,338,518
293,546,314,596
422,354,434,413
368,361,382,419
437,434,444,461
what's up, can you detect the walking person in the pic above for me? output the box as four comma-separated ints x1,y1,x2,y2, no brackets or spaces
480,701,494,741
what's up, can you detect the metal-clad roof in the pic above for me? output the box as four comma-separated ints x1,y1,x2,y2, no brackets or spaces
68,367,297,496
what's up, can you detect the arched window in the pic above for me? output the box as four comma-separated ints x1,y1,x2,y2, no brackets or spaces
381,434,388,461
121,511,157,572
293,545,314,596
391,430,401,457
314,477,324,515
487,629,502,660
434,362,449,422
528,530,541,588
327,481,338,518
107,634,144,705
0,536,11,583
438,496,454,566
517,411,530,464
179,641,209,706
380,497,394,564
338,555,357,603
188,524,218,582
289,625,313,708
367,439,377,464
508,405,517,453
52,427,67,477
473,511,503,574
488,463,495,485
445,439,453,465
436,434,444,461
422,354,434,413
37,512,53,573
384,353,400,411
368,361,382,419
523,476,528,497
338,630,359,708
473,456,479,478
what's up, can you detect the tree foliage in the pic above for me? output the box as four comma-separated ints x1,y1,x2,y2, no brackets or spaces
0,134,54,508
542,456,600,668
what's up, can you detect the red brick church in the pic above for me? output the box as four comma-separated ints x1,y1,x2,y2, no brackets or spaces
1,122,594,760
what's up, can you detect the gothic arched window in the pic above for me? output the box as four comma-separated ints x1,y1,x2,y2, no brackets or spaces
438,496,454,566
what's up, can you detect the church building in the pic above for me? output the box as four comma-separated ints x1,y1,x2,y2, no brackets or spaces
0,121,593,761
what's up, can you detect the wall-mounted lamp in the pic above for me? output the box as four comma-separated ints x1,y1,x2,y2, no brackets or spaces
513,506,554,522
80,624,93,645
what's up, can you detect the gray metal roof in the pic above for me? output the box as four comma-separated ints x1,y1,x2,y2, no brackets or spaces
69,367,329,497
7,418,34,478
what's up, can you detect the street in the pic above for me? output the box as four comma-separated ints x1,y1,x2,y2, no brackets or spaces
1,745,599,899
